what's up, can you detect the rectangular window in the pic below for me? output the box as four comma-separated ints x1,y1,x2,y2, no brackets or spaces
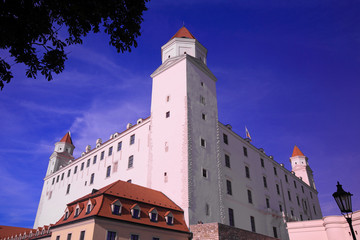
297,196,300,205
100,151,105,160
67,233,72,240
245,166,250,178
247,190,253,204
301,185,304,193
276,184,280,195
200,95,205,104
288,191,292,201
225,154,231,168
67,169,71,177
108,146,112,156
279,204,283,212
226,180,232,195
81,162,84,170
223,134,228,144
52,178,55,185
313,205,317,215
130,134,135,145
261,158,264,167
263,176,267,188
243,147,248,157
250,216,256,232
273,227,278,238
117,141,122,151
106,166,111,178
93,155,97,164
153,238,160,240
273,167,277,176
61,173,64,180
86,204,91,214
74,166,78,174
90,173,94,185
266,198,270,208
202,168,208,178
285,174,288,183
294,180,297,188
166,111,170,118
87,159,90,167
300,214,303,221
56,236,60,240
200,138,206,147
66,184,70,194
291,210,294,217
310,192,313,199
228,208,234,227
128,155,134,168
80,231,85,240
131,235,139,240
202,113,206,120
107,231,116,240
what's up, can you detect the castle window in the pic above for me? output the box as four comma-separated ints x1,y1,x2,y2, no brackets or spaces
285,174,288,183
205,203,210,216
100,151,105,160
80,231,85,240
87,159,90,167
153,238,160,240
266,198,270,208
74,166,78,174
201,81,204,86
166,111,170,118
130,134,135,145
131,204,141,219
279,204,283,212
273,167,277,176
128,155,134,168
165,211,174,225
223,134,228,144
130,234,139,240
149,208,158,222
67,169,71,177
261,158,264,167
86,203,92,214
67,233,72,240
225,154,231,168
117,141,122,151
52,178,55,185
243,147,248,157
288,191,292,201
93,155,97,164
74,207,80,217
247,190,253,204
200,95,206,105
226,180,232,195
90,173,95,185
310,192,313,199
276,184,280,195
263,176,267,188
56,175,59,182
66,184,70,194
106,166,111,178
245,166,250,178
250,216,256,232
107,231,116,240
56,236,60,240
228,208,234,226
202,168,208,178
111,199,122,215
64,211,69,220
300,214,303,220
108,146,113,156
81,162,84,170
313,205,317,215
166,95,170,102
273,227,278,238
202,113,206,120
294,180,297,188
297,196,300,205
301,185,304,193
291,210,294,217
61,173,64,180
200,138,206,148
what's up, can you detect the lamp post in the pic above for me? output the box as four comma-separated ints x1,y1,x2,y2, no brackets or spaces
332,181,357,240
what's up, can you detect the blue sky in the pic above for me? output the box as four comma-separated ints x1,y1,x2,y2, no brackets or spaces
0,0,359,228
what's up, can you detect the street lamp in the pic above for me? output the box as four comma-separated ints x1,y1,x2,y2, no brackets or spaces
332,181,357,240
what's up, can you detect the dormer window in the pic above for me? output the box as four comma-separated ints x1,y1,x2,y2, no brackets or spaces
148,208,158,222
111,199,122,215
86,199,96,214
74,203,83,217
86,204,91,214
131,204,141,219
165,211,174,225
64,207,73,220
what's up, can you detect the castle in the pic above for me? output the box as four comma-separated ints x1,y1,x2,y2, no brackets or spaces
34,27,322,239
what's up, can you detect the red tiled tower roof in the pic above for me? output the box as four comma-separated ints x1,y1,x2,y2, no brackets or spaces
292,145,305,157
171,26,196,40
60,132,73,145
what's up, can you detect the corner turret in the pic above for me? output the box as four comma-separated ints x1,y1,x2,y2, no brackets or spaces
289,145,316,189
46,132,75,176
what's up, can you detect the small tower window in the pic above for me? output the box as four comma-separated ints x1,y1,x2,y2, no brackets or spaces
128,155,134,168
66,184,71,194
130,134,135,145
166,111,170,118
106,166,111,177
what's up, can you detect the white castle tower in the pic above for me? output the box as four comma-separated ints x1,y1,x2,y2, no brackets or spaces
34,27,322,239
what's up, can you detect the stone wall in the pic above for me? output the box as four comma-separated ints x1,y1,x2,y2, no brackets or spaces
191,223,279,240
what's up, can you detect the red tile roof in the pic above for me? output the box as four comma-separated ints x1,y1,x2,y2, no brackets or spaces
56,180,189,233
292,145,305,157
0,226,33,238
171,26,196,40
60,132,73,145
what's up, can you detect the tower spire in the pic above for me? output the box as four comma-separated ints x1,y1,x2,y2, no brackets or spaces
292,145,304,157
60,131,73,145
